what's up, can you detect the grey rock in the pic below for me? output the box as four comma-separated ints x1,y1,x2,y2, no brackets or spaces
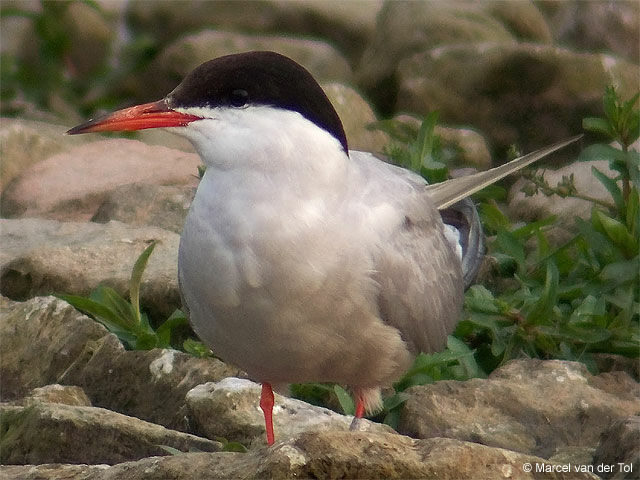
0,402,221,465
0,430,600,479
357,1,539,113
0,219,180,319
398,359,640,459
592,416,640,480
322,83,390,155
126,0,382,61
186,377,393,447
1,464,109,480
390,114,493,170
134,30,353,102
508,160,619,236
1,295,239,431
394,43,638,155
538,0,640,63
0,295,110,400
0,118,90,191
23,384,92,407
60,336,240,432
1,139,200,221
91,183,196,234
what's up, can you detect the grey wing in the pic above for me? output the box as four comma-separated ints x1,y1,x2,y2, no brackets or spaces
373,190,464,355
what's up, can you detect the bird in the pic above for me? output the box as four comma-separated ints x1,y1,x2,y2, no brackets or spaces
68,51,581,445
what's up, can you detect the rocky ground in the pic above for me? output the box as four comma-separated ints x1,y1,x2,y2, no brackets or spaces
1,1,639,479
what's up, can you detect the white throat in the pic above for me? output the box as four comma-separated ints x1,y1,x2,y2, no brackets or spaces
172,105,348,176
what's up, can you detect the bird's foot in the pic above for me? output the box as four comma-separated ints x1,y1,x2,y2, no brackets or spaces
260,382,275,445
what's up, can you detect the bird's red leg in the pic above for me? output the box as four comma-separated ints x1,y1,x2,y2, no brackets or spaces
354,394,365,419
260,382,275,445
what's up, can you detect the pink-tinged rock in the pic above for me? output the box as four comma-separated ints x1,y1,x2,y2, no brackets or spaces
1,139,201,222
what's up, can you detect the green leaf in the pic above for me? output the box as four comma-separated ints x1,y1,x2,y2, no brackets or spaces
155,308,189,348
603,86,618,124
526,261,559,324
496,230,526,274
130,241,157,325
91,286,137,328
591,166,623,213
58,294,129,333
464,285,500,314
382,392,409,411
333,385,355,416
592,209,638,257
446,336,483,378
157,445,183,456
577,143,627,164
583,117,613,138
183,338,213,358
600,256,640,284
479,203,510,233
626,187,639,236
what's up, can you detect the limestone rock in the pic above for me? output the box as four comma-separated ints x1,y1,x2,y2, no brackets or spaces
0,118,91,192
126,0,382,61
0,402,221,465
0,430,600,479
1,295,239,432
91,183,196,234
322,83,390,155
186,378,393,446
592,416,640,480
24,384,92,407
134,30,353,102
394,43,637,155
0,295,110,400
398,359,640,459
1,139,200,221
508,160,619,226
0,219,180,319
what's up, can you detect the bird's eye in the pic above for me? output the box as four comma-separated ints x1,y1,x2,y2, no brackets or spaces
230,89,249,107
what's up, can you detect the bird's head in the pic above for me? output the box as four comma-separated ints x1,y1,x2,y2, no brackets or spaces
68,51,348,166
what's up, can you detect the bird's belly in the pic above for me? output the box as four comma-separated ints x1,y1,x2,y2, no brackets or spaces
178,176,413,386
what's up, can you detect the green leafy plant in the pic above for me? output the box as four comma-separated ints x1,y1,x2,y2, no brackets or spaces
458,87,639,374
59,241,210,354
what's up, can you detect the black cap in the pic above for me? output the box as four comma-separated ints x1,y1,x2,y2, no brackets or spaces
167,51,348,153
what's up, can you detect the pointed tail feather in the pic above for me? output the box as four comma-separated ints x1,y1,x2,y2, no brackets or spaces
428,135,583,210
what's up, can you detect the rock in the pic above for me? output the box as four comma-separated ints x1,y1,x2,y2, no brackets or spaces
0,118,91,191
0,295,110,400
60,336,240,432
394,43,638,156
538,0,640,63
186,378,393,446
356,1,540,114
0,402,221,465
133,30,353,102
1,139,200,221
397,359,640,459
24,384,92,407
0,219,180,319
592,416,640,480
322,83,389,155
91,183,196,234
593,353,640,382
0,430,600,479
126,0,382,61
1,464,109,480
508,160,619,228
389,114,493,170
1,295,239,431
61,1,113,80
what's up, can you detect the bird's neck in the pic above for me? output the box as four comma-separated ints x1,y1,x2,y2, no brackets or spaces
178,107,349,183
